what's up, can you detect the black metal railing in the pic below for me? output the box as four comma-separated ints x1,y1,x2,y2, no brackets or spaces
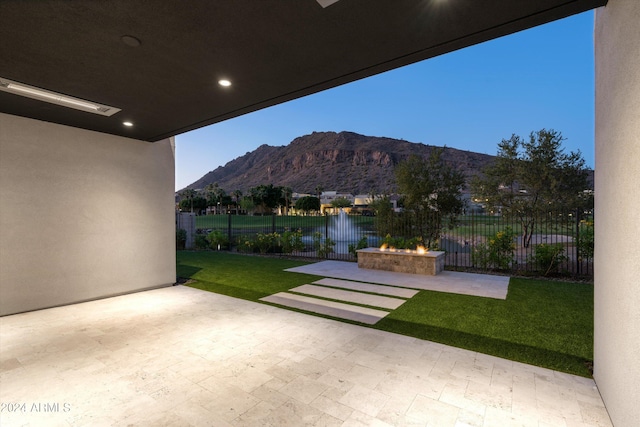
188,209,594,279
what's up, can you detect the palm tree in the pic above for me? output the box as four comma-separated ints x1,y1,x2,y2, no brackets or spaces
232,190,242,214
204,183,218,213
180,189,197,213
282,187,293,216
315,185,324,214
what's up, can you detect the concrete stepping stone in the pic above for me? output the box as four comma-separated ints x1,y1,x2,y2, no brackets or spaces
286,261,509,300
290,284,407,310
313,278,419,298
260,292,389,325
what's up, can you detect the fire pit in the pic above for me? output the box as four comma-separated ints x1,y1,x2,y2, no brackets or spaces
356,246,445,275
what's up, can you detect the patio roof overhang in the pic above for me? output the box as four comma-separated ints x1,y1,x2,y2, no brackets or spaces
0,0,606,142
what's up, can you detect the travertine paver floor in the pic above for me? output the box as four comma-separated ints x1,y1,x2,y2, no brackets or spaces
1,286,612,427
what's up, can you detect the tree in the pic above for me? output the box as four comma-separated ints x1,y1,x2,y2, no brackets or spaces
295,196,320,214
239,196,255,214
395,149,466,247
471,129,590,248
232,190,243,213
281,186,293,215
369,195,394,237
204,183,226,213
219,193,233,213
180,188,197,213
331,197,352,209
204,184,232,214
180,196,206,214
249,184,283,214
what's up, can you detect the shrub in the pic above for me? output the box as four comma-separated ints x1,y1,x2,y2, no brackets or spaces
194,234,209,250
255,232,280,254
176,228,187,250
380,234,423,250
577,220,594,259
531,243,567,276
471,227,516,270
206,230,229,250
471,242,492,269
313,232,335,258
236,235,255,253
348,236,368,259
281,229,305,254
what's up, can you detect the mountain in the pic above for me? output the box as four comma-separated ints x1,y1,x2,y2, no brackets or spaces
184,131,499,194
184,130,594,195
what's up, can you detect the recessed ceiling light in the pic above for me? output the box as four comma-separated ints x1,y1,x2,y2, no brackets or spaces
0,76,121,116
317,0,340,8
123,121,133,127
218,79,232,87
121,35,141,47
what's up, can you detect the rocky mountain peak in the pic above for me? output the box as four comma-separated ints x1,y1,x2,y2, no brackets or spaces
184,131,497,194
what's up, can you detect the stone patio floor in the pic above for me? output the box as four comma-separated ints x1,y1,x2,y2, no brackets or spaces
286,261,510,300
0,284,612,426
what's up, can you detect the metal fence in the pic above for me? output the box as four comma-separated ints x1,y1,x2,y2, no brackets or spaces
189,209,594,279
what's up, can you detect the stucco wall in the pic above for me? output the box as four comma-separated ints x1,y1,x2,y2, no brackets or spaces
594,0,640,425
0,113,176,316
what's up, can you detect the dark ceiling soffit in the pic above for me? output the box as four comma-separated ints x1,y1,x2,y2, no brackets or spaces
148,0,607,142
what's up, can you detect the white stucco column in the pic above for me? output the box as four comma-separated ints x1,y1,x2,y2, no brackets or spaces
594,0,640,425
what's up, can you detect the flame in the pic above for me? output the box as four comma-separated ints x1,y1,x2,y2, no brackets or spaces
416,245,427,254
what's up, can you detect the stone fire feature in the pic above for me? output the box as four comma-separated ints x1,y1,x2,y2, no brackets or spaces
357,247,445,275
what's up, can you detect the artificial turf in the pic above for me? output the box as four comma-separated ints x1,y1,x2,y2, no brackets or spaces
177,251,594,377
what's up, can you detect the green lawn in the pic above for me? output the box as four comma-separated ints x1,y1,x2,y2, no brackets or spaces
177,251,594,377
452,215,515,238
451,215,576,239
196,214,372,230
195,213,576,240
194,214,378,238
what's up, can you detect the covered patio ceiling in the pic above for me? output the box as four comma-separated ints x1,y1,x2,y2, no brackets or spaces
0,0,606,142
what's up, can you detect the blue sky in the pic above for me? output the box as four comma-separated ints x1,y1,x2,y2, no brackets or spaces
175,11,595,191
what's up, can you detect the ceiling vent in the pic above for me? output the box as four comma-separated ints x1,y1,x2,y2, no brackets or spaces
0,77,121,117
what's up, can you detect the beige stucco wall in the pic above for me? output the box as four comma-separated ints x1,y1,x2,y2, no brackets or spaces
0,113,176,316
594,0,640,425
